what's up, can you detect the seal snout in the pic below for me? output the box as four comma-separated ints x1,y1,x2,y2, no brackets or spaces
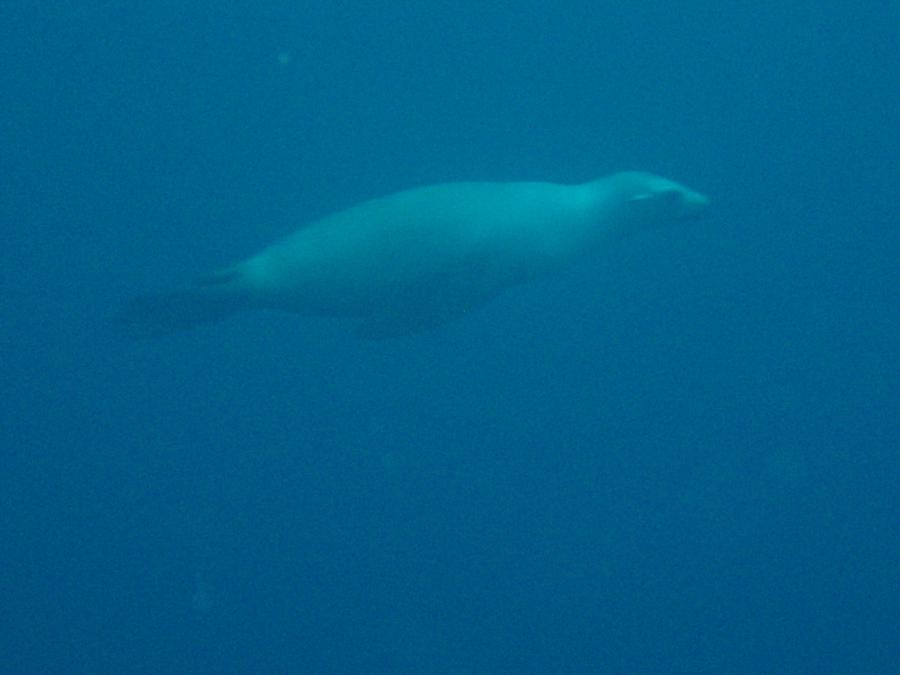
681,188,710,217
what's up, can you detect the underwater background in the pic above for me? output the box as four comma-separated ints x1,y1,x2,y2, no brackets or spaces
1,1,897,673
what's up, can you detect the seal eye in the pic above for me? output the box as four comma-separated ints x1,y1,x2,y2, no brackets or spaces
628,188,681,206
658,188,683,205
627,192,654,203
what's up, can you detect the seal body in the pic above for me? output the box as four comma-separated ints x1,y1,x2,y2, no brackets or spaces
117,172,708,338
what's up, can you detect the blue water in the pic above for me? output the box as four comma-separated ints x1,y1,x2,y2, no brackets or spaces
1,1,897,673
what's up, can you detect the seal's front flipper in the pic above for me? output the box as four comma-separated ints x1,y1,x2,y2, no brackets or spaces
353,311,457,340
353,287,491,339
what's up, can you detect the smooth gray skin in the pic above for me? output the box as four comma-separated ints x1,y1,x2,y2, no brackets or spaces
116,171,708,339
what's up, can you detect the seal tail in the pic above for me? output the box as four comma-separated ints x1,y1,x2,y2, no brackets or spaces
113,267,250,339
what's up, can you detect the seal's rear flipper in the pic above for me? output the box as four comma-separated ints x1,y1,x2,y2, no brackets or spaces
114,268,248,339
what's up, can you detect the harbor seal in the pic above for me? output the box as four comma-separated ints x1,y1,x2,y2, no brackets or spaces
116,171,708,339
